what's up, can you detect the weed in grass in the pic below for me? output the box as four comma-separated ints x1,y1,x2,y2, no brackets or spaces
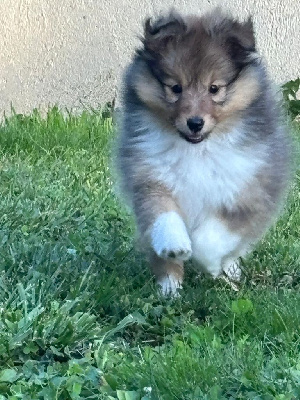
282,78,300,120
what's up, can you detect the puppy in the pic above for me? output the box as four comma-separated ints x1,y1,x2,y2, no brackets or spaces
117,9,290,295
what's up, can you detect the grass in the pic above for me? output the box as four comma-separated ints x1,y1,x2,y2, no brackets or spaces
0,105,299,399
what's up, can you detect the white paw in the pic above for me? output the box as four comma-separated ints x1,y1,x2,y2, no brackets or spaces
151,212,192,261
223,260,242,282
158,275,182,296
159,245,192,261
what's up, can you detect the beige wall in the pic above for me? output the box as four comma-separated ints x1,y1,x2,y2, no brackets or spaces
0,0,299,115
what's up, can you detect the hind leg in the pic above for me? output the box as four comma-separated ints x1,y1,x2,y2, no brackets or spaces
191,217,243,278
222,244,252,282
222,258,242,282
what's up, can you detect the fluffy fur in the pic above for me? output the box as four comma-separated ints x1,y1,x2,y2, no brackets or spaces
117,9,290,295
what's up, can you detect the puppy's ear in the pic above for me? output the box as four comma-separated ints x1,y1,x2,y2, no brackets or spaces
205,11,256,68
226,17,256,63
141,11,186,55
241,17,255,50
144,11,186,37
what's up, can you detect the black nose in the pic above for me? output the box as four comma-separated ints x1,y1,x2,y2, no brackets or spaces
187,117,204,133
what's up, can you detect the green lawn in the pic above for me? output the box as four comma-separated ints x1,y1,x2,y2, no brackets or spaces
0,107,299,400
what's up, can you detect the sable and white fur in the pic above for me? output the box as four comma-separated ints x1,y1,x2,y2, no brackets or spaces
117,9,290,295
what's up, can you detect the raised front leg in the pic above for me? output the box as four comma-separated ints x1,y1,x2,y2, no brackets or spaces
132,182,192,294
151,211,192,261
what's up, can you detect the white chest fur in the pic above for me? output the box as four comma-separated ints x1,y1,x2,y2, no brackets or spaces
136,116,265,229
130,114,268,282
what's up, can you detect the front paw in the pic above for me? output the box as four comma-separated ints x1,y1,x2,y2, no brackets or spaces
158,275,182,296
157,243,192,261
151,212,192,261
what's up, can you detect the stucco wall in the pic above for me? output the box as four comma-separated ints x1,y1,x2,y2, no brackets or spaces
0,0,299,114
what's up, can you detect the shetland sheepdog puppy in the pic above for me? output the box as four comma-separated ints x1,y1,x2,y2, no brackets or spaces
117,9,290,295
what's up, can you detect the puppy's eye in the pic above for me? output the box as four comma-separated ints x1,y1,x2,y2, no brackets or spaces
209,85,219,94
171,84,182,94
